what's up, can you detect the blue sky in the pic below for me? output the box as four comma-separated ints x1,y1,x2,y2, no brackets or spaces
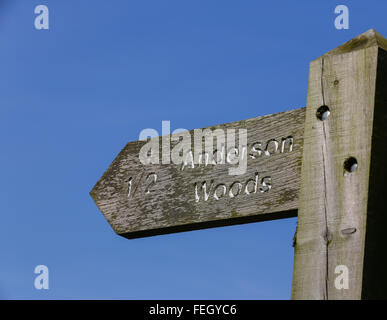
0,0,386,299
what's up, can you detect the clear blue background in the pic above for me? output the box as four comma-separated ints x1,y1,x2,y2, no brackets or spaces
0,0,385,299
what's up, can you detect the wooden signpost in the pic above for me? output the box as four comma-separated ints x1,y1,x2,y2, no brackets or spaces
90,29,387,300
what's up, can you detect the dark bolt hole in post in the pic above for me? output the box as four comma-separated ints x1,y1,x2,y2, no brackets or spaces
316,105,330,121
344,157,358,173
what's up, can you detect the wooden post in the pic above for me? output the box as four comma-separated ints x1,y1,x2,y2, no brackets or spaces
292,29,387,299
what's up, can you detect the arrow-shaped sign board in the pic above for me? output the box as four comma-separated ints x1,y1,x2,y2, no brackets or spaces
90,107,305,239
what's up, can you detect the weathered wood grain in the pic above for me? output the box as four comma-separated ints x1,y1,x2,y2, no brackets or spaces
90,29,387,299
90,108,305,239
292,29,387,299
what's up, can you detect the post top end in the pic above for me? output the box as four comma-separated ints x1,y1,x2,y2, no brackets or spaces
319,29,387,59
